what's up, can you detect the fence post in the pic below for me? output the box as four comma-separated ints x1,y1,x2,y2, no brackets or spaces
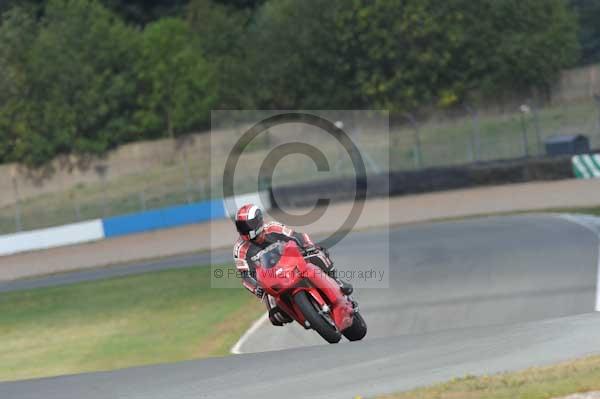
139,191,146,211
403,112,423,169
474,108,481,161
463,104,480,162
72,193,82,222
181,150,193,204
197,179,207,201
94,165,110,217
519,105,530,158
529,99,543,155
11,170,22,232
594,94,600,136
334,120,345,172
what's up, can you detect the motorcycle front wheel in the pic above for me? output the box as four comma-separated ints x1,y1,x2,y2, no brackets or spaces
294,291,342,344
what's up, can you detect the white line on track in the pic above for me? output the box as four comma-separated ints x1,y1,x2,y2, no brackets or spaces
557,214,600,311
230,312,269,354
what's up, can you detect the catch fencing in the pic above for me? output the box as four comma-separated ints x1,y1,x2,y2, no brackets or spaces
1,66,600,234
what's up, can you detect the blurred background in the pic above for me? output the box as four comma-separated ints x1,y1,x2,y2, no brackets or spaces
0,0,598,233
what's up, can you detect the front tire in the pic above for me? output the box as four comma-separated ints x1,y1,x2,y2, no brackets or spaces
294,291,341,344
342,311,367,341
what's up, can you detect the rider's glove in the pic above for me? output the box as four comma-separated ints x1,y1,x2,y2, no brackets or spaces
255,285,265,298
303,245,320,255
304,245,328,258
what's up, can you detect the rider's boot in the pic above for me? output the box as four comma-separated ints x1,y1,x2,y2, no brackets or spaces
265,295,292,326
268,306,293,326
339,280,353,296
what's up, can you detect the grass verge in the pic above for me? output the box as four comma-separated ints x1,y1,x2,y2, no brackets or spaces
378,355,600,399
0,265,264,382
542,205,600,217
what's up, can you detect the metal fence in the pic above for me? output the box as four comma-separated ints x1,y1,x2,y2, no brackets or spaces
1,95,600,235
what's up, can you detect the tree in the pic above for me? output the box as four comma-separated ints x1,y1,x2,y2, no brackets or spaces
0,7,38,163
334,0,473,110
244,0,354,109
187,0,256,109
211,0,264,9
101,0,187,26
0,0,141,166
0,0,584,166
333,0,579,110
136,17,216,137
32,0,140,162
482,0,579,94
569,0,600,65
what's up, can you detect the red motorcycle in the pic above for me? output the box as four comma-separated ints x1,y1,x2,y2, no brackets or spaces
255,240,367,343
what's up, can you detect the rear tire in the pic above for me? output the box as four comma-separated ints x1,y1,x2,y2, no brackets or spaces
342,311,367,341
294,291,341,344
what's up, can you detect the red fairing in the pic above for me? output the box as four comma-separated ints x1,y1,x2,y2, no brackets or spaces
300,263,353,330
256,241,354,332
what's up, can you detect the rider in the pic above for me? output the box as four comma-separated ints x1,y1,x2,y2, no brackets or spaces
233,203,352,326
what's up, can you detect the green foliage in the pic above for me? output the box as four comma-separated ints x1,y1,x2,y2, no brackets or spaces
0,0,216,166
0,0,141,166
569,0,600,65
188,0,253,108
101,0,187,26
483,0,579,92
0,7,37,162
337,0,578,109
28,0,140,160
0,0,585,166
244,0,578,111
335,0,472,109
136,17,216,137
247,0,352,109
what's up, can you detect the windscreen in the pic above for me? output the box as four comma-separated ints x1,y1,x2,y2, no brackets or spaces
258,242,284,269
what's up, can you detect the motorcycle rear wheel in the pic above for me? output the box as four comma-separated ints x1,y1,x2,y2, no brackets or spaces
342,311,367,341
294,291,342,344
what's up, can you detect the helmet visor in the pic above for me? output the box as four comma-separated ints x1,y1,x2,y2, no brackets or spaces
235,217,261,235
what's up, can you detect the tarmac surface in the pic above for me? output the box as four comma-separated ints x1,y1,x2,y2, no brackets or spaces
1,214,600,398
0,251,231,293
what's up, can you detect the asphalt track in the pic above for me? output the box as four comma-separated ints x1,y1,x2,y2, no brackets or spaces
0,251,231,293
2,214,600,398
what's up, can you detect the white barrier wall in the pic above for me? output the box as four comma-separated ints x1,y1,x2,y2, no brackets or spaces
0,219,104,256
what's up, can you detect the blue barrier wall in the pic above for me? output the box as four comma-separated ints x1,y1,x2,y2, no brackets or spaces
102,199,226,238
0,192,271,256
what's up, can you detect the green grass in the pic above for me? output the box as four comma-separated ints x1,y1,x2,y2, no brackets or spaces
0,265,264,382
540,205,600,217
433,205,600,224
377,355,600,399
